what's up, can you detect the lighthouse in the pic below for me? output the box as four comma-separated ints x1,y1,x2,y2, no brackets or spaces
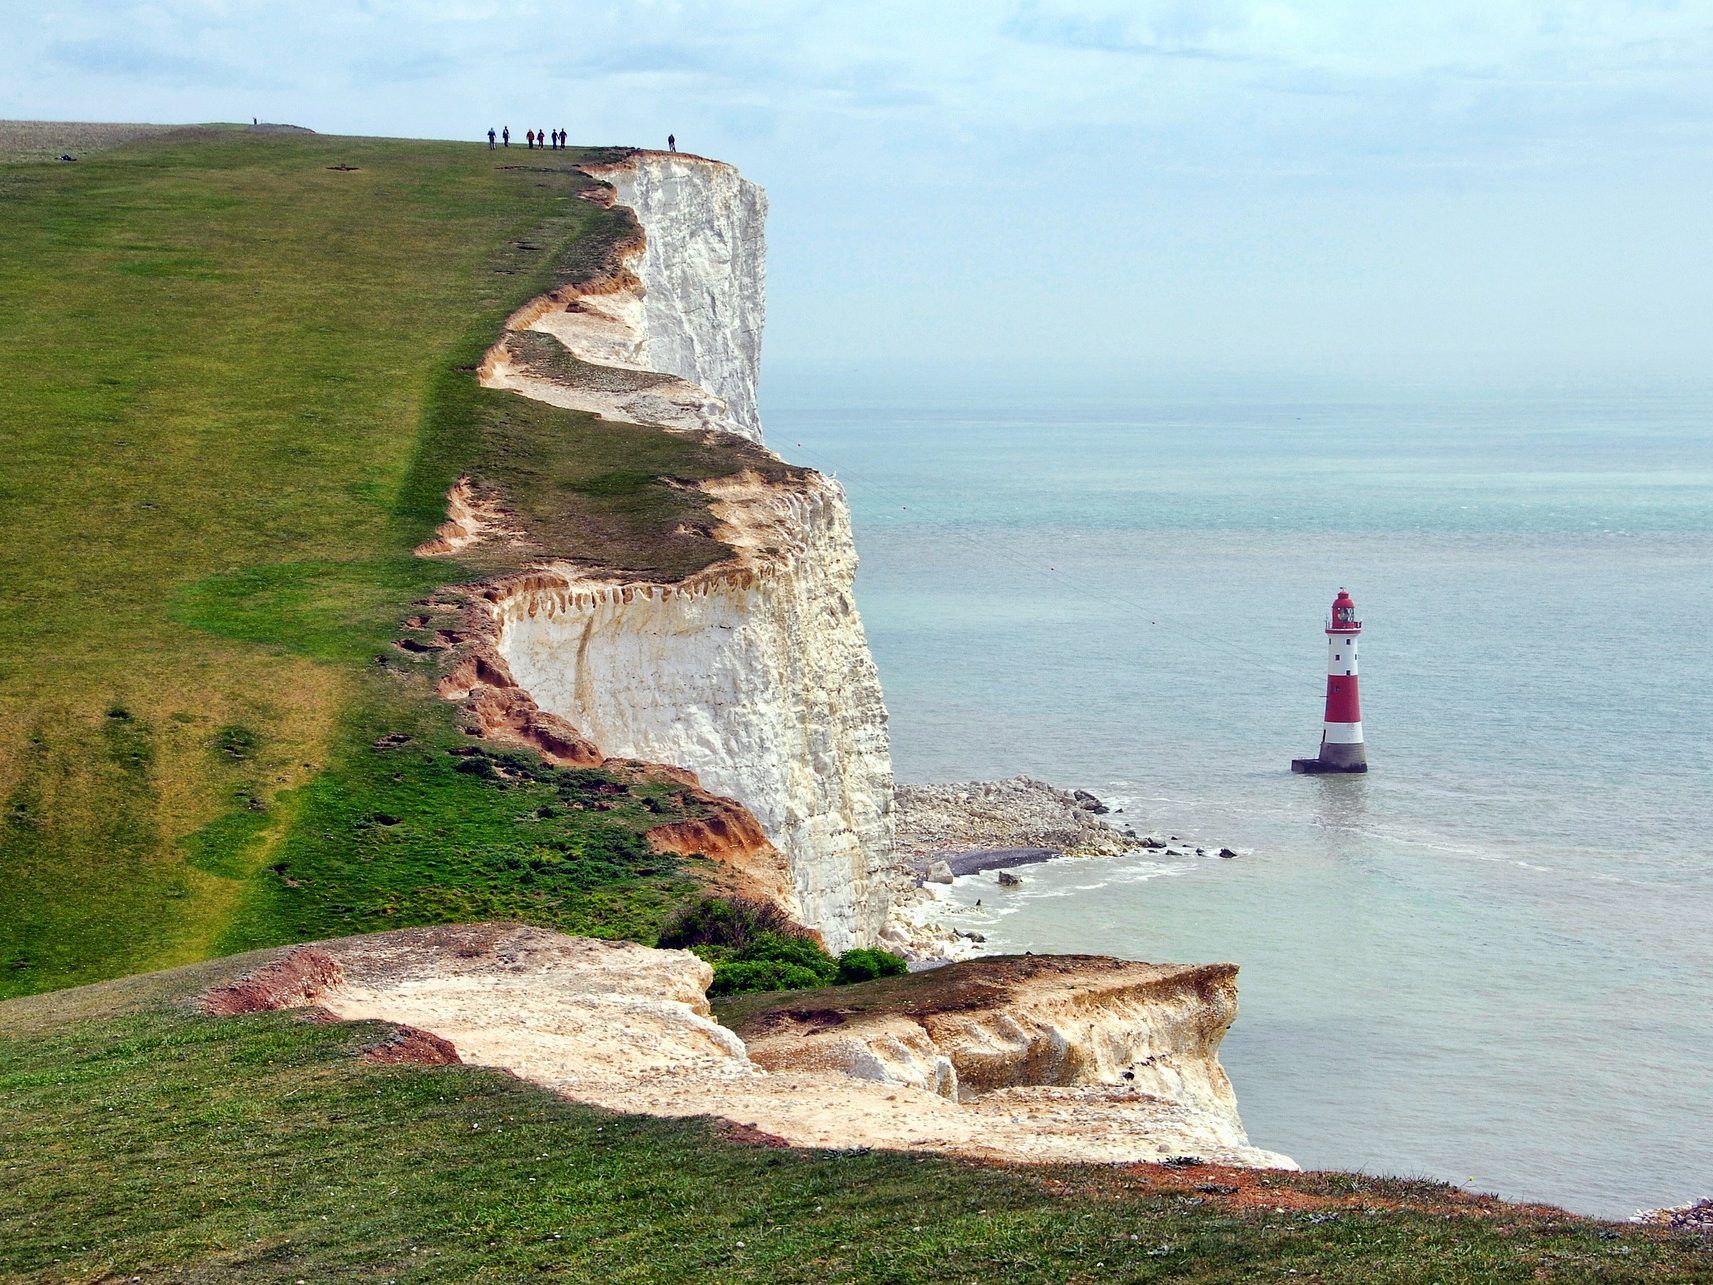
1291,588,1368,774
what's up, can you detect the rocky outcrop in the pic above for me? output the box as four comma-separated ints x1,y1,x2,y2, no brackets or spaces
445,150,896,951
740,955,1246,1125
299,924,1292,1170
896,777,1137,865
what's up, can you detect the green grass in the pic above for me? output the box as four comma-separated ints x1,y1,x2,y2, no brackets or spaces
0,969,1706,1283
0,130,786,997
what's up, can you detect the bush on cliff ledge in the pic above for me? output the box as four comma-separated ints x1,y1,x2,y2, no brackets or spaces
661,897,908,995
835,947,910,984
707,958,828,995
658,896,810,953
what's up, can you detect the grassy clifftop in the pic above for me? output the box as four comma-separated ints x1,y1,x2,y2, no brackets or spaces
0,128,777,997
3,949,1707,1283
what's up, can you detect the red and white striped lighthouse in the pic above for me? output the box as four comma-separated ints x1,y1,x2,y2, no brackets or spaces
1291,588,1368,774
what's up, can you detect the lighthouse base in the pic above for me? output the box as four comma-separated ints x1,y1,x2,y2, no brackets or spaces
1291,757,1368,775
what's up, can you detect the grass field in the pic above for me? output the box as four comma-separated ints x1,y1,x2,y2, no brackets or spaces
0,128,774,997
1,958,1707,1283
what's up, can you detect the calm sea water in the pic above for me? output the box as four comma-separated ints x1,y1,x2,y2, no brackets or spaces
766,370,1713,1218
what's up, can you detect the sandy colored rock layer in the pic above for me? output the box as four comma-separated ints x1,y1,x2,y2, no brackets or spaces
301,924,1292,1170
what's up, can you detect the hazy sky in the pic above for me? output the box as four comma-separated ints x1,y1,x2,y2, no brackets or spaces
9,1,1713,382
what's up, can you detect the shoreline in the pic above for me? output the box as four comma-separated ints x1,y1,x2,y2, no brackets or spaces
883,775,1243,961
931,846,1062,877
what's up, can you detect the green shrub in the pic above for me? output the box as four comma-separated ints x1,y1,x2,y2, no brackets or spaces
664,898,905,995
736,931,838,985
708,959,825,996
836,947,909,984
657,896,810,953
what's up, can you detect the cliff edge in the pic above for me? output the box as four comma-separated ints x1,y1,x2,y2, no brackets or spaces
229,923,1293,1169
433,151,895,952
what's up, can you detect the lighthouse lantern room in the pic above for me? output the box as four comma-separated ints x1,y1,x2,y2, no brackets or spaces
1291,587,1368,774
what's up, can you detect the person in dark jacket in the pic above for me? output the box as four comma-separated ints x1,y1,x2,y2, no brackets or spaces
667,133,676,152
488,128,496,149
502,126,510,147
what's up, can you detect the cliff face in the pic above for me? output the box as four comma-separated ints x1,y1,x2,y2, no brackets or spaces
494,471,895,951
740,955,1246,1124
465,152,895,951
580,154,767,442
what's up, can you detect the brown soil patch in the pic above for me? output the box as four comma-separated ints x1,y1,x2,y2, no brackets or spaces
1025,1159,1581,1223
201,947,341,1015
361,1024,462,1066
720,1121,791,1148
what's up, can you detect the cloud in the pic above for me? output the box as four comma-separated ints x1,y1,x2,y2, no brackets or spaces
349,51,463,86
1002,0,1259,62
46,37,238,83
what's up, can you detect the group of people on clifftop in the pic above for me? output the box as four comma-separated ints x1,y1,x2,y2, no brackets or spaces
488,127,569,150
485,129,680,153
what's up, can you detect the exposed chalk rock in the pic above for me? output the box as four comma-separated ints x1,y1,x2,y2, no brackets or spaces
300,925,1292,1170
456,151,896,950
581,153,767,442
491,470,895,951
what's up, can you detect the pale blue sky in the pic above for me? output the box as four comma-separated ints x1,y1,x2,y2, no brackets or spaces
8,1,1713,381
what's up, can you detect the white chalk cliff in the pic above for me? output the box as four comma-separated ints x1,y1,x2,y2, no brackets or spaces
594,155,768,441
476,152,895,951
404,150,1288,1170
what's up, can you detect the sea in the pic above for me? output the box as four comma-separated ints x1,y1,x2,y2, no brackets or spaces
766,367,1713,1219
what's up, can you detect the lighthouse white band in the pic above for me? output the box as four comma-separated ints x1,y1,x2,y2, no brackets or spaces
1322,720,1364,745
1327,636,1359,677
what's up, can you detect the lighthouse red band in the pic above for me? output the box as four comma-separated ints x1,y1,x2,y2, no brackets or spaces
1292,588,1368,774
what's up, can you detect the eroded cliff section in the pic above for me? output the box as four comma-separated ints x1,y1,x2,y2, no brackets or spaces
267,924,1292,1169
441,150,895,951
494,471,895,951
581,153,767,441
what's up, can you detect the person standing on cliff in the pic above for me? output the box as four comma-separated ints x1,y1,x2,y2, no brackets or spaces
667,133,676,152
487,128,496,150
502,126,510,148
